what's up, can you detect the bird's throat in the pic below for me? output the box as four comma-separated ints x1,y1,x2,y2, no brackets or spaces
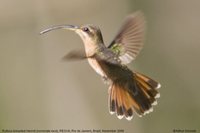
83,42,98,57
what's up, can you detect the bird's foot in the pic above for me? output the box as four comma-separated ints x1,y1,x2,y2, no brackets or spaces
102,76,110,85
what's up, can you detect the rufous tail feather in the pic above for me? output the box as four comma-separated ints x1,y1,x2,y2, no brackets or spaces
108,72,161,120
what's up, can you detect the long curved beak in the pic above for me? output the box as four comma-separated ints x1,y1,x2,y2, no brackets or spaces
40,25,79,35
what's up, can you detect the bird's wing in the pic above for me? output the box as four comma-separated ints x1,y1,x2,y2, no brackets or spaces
62,49,88,61
108,11,146,64
62,49,118,64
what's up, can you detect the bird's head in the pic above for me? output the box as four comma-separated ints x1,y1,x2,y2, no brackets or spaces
40,24,104,46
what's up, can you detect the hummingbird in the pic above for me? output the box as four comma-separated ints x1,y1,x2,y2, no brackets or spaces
40,11,161,121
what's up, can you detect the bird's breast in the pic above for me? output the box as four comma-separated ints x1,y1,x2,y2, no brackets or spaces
87,58,105,77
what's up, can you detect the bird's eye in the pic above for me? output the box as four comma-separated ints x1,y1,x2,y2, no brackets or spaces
83,27,89,32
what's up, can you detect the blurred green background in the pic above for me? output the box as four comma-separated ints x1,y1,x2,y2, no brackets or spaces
0,0,199,133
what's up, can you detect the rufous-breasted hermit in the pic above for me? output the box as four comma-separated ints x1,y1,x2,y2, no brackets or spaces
40,11,161,121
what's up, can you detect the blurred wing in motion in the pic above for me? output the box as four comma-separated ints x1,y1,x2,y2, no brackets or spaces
62,49,88,61
108,11,146,64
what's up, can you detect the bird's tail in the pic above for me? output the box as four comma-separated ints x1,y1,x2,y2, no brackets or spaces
108,72,161,120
